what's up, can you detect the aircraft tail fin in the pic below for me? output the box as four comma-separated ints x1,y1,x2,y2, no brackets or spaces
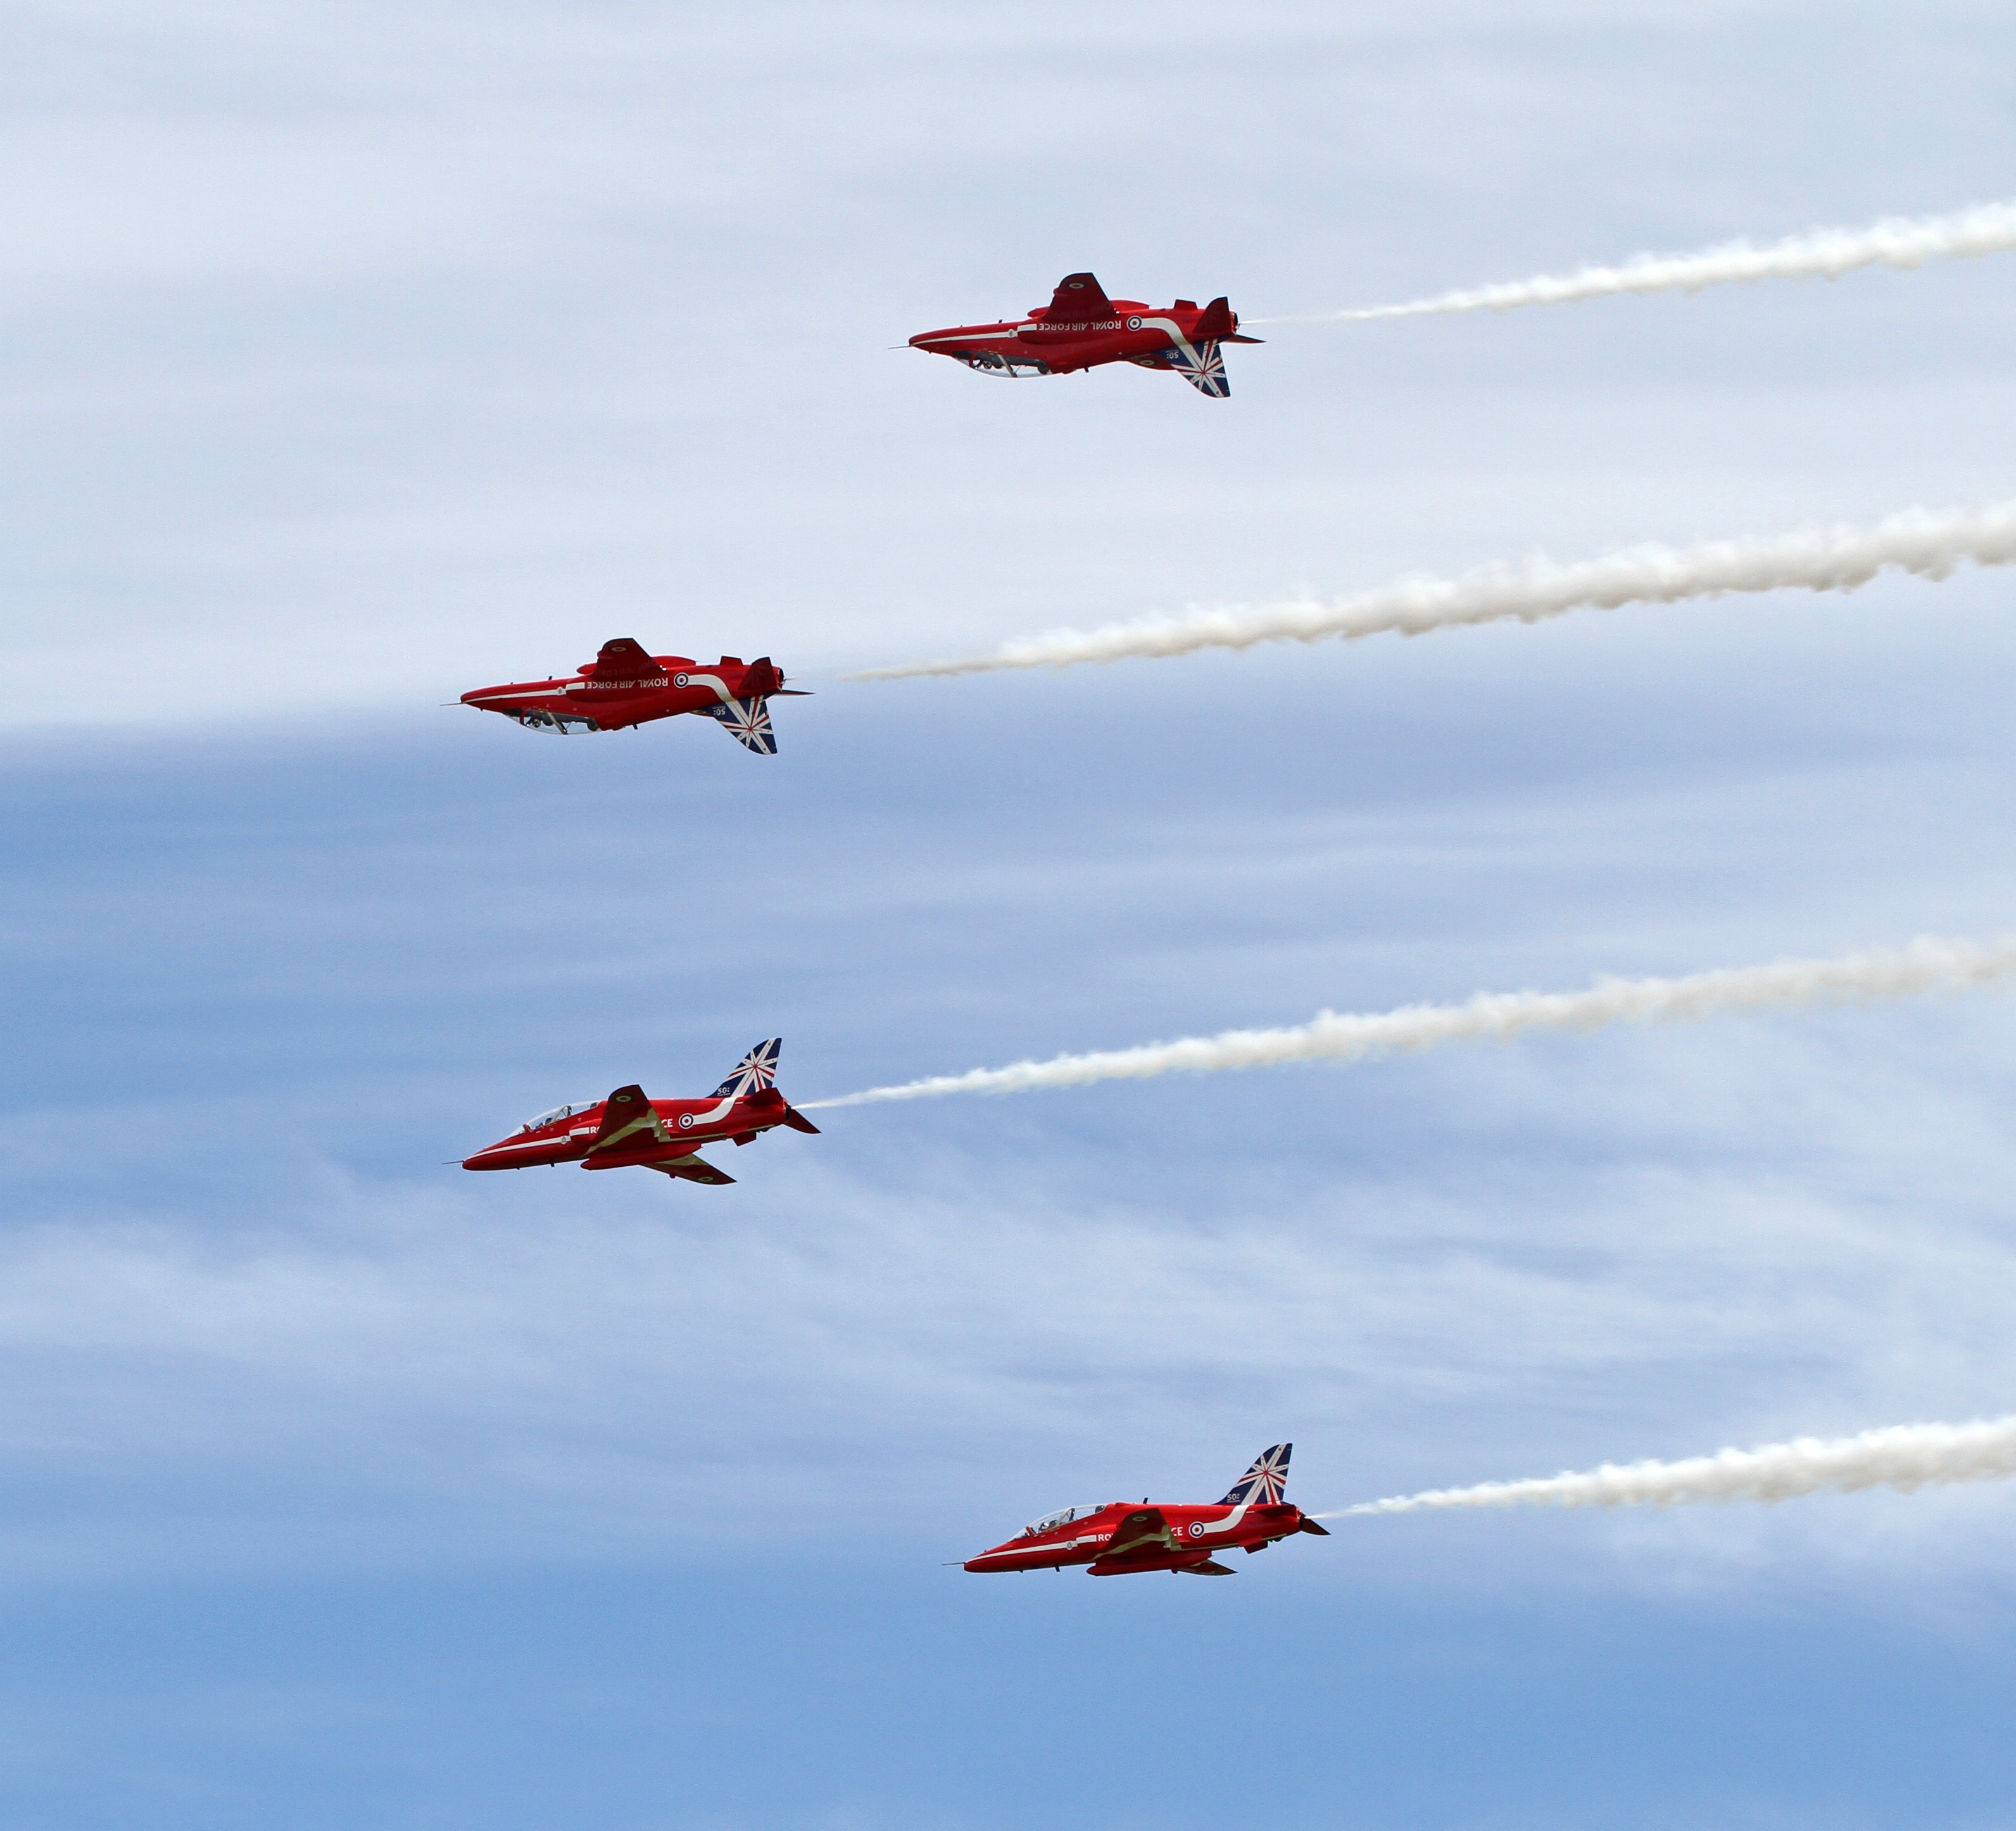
703,696,778,754
1166,339,1230,398
711,1038,781,1100
1219,1443,1291,1506
1047,272,1114,320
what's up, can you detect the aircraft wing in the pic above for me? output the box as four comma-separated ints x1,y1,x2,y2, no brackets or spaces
592,637,662,676
1047,272,1114,320
585,1086,670,1155
643,1153,736,1186
1099,1507,1175,1561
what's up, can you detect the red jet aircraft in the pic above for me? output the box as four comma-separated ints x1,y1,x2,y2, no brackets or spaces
460,638,807,754
963,1444,1328,1576
461,1039,820,1186
909,272,1262,398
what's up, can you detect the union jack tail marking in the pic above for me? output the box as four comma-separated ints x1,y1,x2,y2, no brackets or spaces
1166,337,1230,398
1220,1442,1291,1506
711,1038,782,1100
703,695,778,754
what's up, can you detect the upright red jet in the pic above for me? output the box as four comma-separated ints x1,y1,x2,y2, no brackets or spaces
909,272,1262,398
963,1444,1328,1576
461,1039,820,1186
460,638,806,753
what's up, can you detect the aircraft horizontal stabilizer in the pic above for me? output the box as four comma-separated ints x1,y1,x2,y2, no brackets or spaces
1176,1561,1236,1575
1298,1517,1331,1535
781,1107,821,1135
1190,296,1236,339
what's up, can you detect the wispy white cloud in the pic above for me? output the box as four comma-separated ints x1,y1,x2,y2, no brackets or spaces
6,1062,2016,1589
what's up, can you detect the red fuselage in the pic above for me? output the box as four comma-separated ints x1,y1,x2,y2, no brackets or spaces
909,272,1256,398
462,1083,814,1184
461,653,783,735
964,1497,1325,1576
912,298,1228,378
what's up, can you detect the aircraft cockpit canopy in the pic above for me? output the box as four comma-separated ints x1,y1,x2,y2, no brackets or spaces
1021,1504,1105,1538
522,1102,593,1133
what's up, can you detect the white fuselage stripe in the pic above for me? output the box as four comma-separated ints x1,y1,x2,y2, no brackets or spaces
976,1535,1102,1561
469,676,737,707
923,318,1199,350
973,1498,1259,1563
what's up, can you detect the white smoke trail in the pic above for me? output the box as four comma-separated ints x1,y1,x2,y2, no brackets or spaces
846,500,2016,680
1252,199,2016,324
1330,1416,2016,1516
799,932,2016,1109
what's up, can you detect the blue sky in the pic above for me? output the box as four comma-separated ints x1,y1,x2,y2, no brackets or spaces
8,3,2016,1825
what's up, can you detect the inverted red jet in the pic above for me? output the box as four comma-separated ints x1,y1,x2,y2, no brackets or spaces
963,1443,1328,1576
909,272,1262,398
461,1039,820,1186
460,638,807,754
